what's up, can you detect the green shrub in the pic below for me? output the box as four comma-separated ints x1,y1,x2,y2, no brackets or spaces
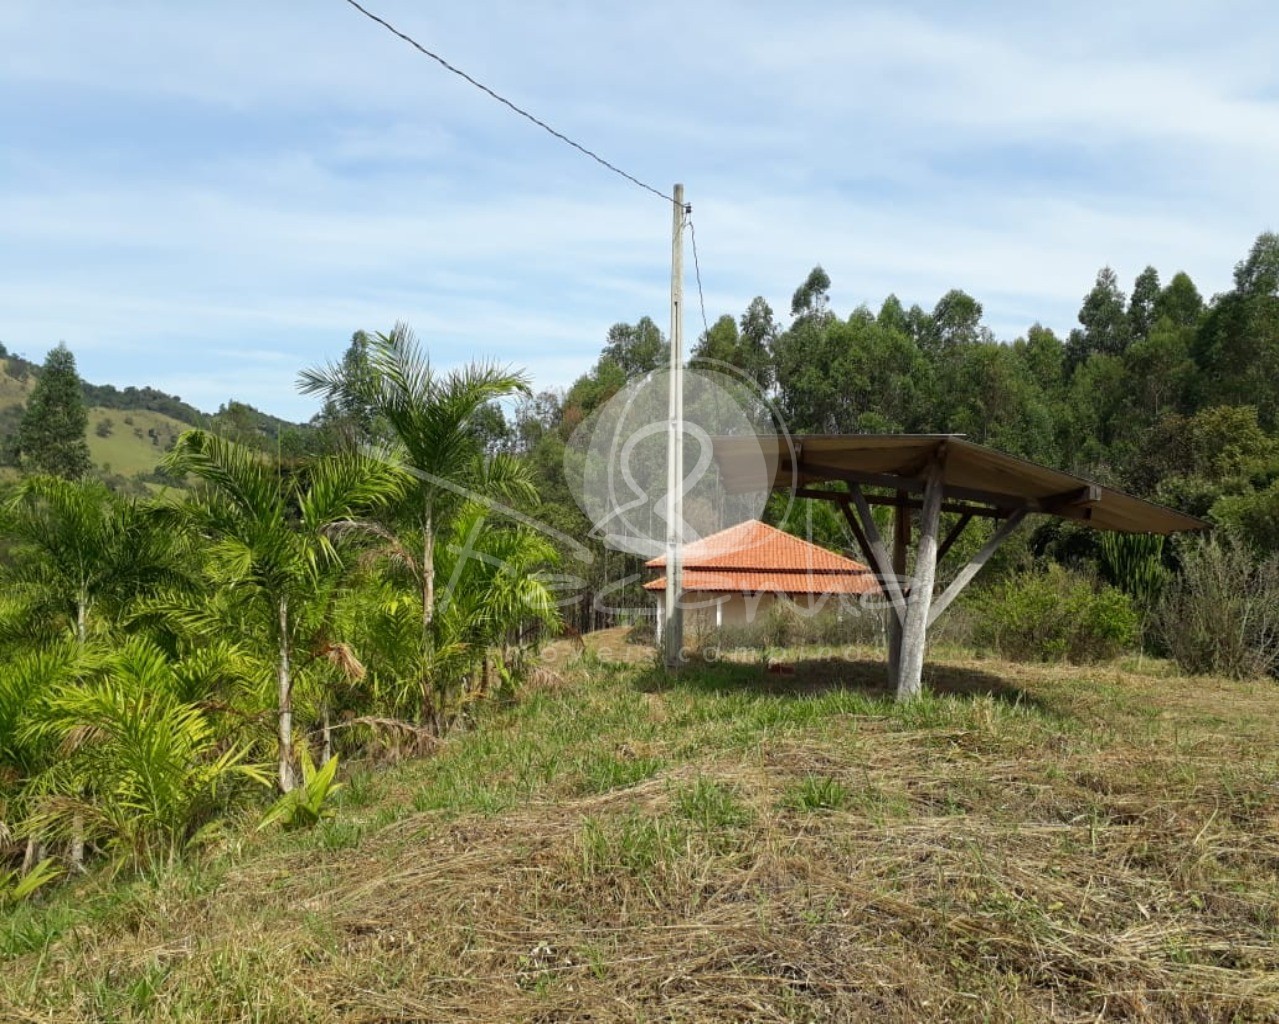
258,748,343,831
1157,538,1279,679
967,564,1138,664
1098,532,1168,609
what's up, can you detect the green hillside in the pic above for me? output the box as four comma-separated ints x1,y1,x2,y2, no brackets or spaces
0,357,302,487
0,360,190,484
84,408,188,477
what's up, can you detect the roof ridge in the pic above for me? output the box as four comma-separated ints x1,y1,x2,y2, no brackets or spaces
646,518,869,574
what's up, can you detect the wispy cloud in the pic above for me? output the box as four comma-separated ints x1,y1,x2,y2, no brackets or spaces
2,1,1276,418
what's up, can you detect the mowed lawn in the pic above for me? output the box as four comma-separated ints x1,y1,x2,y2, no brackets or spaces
3,631,1278,1022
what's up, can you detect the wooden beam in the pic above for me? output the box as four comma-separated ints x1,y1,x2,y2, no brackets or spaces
801,460,1036,512
936,512,974,565
898,441,947,479
845,486,907,625
836,497,874,569
1042,484,1101,511
897,460,945,701
927,509,1028,627
792,487,1008,519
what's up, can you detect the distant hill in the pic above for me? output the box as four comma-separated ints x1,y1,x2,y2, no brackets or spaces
0,353,306,490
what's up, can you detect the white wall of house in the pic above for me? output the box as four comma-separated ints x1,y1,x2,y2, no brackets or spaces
653,590,837,644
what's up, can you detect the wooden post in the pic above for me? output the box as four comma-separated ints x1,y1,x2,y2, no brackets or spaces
936,512,973,566
897,461,944,701
887,492,909,689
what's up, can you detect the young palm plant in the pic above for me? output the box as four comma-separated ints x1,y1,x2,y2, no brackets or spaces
0,476,187,647
162,430,403,790
298,323,533,638
435,501,562,710
21,638,269,871
0,478,188,869
0,642,94,872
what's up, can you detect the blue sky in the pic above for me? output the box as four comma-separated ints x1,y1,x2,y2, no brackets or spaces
3,1,1278,421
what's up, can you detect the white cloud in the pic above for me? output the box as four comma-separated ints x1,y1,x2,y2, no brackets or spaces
2,0,1277,420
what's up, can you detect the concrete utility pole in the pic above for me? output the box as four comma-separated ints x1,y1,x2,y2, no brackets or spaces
663,183,686,669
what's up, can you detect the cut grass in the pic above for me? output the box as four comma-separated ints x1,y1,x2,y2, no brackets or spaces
3,630,1279,1021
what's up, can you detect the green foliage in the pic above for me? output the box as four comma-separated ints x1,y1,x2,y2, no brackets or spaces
1158,538,1279,679
672,777,753,831
258,747,343,831
22,639,269,869
968,565,1139,663
1212,482,1279,554
0,476,186,645
578,813,686,877
162,428,403,790
1065,266,1131,371
1098,532,1167,609
0,858,62,906
784,775,850,813
16,344,91,479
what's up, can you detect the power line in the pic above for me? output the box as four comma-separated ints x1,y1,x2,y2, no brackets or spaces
340,0,674,204
687,215,710,342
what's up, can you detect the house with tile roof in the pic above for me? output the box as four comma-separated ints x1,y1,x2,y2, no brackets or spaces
644,519,881,639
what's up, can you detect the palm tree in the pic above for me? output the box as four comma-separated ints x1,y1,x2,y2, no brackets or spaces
0,477,186,647
298,323,533,639
436,501,562,693
0,642,91,872
162,430,403,791
0,477,188,869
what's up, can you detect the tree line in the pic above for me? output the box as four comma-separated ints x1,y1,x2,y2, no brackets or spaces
501,231,1279,597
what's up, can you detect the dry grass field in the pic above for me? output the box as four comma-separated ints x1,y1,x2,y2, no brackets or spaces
3,630,1278,1022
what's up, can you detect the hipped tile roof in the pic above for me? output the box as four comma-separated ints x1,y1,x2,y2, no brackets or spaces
643,519,880,595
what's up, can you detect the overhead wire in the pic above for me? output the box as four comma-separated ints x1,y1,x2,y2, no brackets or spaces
340,0,717,356
340,0,675,205
686,215,711,342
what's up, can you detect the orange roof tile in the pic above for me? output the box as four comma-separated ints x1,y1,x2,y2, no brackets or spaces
644,520,881,596
645,519,870,574
644,568,880,595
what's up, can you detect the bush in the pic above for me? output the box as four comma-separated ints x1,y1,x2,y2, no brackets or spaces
967,564,1138,664
1157,538,1279,679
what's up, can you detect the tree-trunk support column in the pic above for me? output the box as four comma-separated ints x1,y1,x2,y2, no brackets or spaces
897,460,945,701
277,597,296,793
887,492,909,689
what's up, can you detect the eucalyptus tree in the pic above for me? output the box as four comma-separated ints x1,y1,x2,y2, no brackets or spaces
162,430,403,791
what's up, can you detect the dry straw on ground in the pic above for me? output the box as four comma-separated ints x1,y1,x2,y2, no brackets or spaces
3,631,1279,1022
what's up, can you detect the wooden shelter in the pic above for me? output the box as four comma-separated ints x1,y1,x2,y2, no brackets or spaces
711,434,1208,700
